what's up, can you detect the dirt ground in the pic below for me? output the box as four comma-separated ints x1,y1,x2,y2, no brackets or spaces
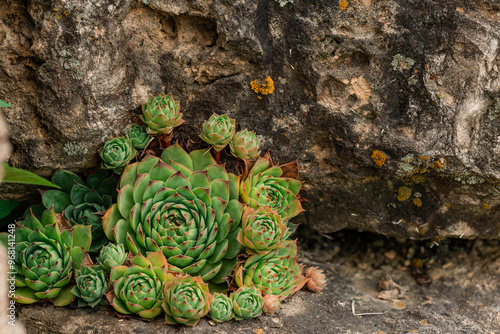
16,229,500,334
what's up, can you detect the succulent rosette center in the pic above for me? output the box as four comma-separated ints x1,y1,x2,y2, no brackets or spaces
103,143,243,282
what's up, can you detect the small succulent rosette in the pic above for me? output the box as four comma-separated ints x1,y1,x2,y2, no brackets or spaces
200,114,236,151
126,124,151,149
72,266,108,307
12,208,91,306
162,274,213,326
99,137,136,174
208,293,233,323
41,169,118,252
234,240,307,301
141,93,184,135
231,286,264,320
240,153,304,220
237,206,287,255
262,294,281,315
97,243,128,272
107,251,168,319
229,129,261,160
304,266,327,293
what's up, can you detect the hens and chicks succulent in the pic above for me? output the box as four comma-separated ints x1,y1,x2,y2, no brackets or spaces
4,93,326,327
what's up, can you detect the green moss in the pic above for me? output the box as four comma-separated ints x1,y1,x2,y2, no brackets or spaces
487,97,500,120
63,142,89,156
59,48,85,80
392,54,415,72
277,0,293,6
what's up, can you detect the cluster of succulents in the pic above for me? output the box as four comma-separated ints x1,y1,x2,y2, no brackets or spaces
2,93,326,327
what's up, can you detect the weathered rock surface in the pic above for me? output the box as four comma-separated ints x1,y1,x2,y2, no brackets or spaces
1,0,500,238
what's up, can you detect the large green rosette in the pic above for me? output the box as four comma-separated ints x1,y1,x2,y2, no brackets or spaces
12,208,91,305
103,143,243,282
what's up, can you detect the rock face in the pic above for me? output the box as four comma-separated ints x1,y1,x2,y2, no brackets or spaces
1,0,500,238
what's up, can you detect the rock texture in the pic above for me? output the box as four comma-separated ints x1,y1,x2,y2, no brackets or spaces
1,0,500,238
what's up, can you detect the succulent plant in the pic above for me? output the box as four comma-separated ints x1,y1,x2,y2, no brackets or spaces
72,266,108,307
162,274,213,326
97,243,128,272
200,114,236,151
240,153,304,220
208,293,234,323
262,294,281,314
231,286,264,320
108,251,168,319
103,143,243,283
234,240,307,301
304,266,327,293
237,206,287,255
141,93,184,135
41,169,118,252
99,137,136,174
127,124,151,149
229,129,261,160
12,208,91,305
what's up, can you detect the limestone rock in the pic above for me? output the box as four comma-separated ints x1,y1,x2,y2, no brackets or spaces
1,0,500,238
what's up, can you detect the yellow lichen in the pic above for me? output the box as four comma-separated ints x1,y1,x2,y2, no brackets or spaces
397,186,412,201
430,160,443,169
371,150,386,167
413,198,422,207
483,202,490,209
250,76,275,95
339,0,348,10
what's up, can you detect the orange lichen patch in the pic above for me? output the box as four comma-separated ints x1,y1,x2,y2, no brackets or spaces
371,150,386,167
430,160,443,169
250,76,275,95
339,0,348,10
421,319,429,325
254,330,264,334
483,202,490,209
418,155,429,162
397,186,411,201
413,198,422,207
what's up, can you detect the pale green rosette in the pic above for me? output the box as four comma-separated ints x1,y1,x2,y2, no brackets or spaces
72,266,108,307
231,286,263,320
200,114,236,151
99,137,136,174
141,93,184,135
208,293,234,323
